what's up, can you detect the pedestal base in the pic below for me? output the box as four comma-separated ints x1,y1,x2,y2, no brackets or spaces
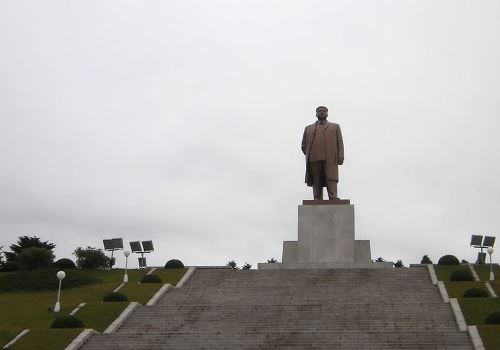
260,200,388,270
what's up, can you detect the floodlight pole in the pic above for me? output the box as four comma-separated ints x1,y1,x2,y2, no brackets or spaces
487,247,494,281
123,250,131,283
54,271,66,312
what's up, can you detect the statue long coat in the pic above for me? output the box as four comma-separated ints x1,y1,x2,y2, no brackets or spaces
301,121,344,186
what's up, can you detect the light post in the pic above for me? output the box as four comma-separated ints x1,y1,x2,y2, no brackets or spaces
54,271,66,312
487,247,495,281
123,250,131,283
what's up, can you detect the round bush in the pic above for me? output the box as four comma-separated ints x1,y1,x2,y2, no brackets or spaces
420,255,433,264
438,255,460,265
1,261,19,272
463,288,489,298
485,312,500,324
51,315,84,328
165,259,184,269
53,258,76,269
141,274,163,283
450,269,473,281
103,292,128,302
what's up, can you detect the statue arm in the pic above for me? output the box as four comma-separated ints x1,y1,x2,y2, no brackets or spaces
337,125,344,165
301,128,307,155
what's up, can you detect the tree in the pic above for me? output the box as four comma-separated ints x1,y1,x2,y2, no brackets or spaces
16,247,54,270
394,259,404,268
241,263,252,270
226,260,238,270
267,258,278,263
374,257,385,262
420,255,432,264
7,235,56,261
73,247,110,269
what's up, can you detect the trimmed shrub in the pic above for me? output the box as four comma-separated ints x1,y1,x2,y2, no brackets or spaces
463,288,489,298
0,261,18,272
420,255,433,264
103,292,128,302
485,312,500,324
51,315,84,328
165,259,184,269
226,260,238,270
394,260,404,268
141,274,163,283
450,269,473,281
53,258,76,269
241,263,252,270
0,269,101,292
438,255,460,265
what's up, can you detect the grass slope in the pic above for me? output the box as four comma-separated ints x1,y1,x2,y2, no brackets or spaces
0,267,186,348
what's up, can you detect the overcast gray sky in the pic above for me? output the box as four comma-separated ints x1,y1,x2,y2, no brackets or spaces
1,0,499,269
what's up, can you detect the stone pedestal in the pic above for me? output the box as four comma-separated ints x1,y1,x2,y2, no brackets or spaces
259,200,392,269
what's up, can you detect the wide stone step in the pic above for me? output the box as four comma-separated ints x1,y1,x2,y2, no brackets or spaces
79,268,472,350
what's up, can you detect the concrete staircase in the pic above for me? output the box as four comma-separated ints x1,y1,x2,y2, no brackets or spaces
81,268,473,349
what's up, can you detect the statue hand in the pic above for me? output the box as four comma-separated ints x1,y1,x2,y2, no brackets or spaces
338,158,344,165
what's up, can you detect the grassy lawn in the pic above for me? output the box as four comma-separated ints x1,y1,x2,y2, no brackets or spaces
478,325,500,350
0,267,186,348
9,329,82,350
76,302,129,332
151,268,187,286
473,264,500,282
0,328,23,348
119,283,162,304
434,265,471,281
444,281,490,298
490,280,500,295
458,298,500,325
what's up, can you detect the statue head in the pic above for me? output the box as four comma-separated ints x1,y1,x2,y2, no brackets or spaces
316,106,328,121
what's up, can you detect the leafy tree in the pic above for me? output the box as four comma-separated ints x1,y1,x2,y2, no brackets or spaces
226,260,238,270
16,247,54,270
394,259,404,268
73,246,110,269
420,255,432,264
241,263,252,270
267,258,278,263
374,257,385,262
6,235,56,261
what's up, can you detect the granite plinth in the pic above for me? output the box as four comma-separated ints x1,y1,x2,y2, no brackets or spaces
260,200,383,270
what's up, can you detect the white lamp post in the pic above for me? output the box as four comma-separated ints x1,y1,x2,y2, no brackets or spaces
123,250,131,283
54,271,66,312
487,247,495,281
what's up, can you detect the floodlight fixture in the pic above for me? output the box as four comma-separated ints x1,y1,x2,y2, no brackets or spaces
129,240,154,269
483,236,496,248
142,241,154,252
470,234,496,264
130,241,143,253
470,235,483,247
103,238,124,269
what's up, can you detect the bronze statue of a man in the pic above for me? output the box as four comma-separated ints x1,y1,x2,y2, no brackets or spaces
301,106,344,200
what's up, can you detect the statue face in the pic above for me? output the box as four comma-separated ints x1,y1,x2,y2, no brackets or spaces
316,107,328,121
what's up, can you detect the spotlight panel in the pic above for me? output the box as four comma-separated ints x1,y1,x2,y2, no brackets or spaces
470,235,483,247
130,241,143,252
